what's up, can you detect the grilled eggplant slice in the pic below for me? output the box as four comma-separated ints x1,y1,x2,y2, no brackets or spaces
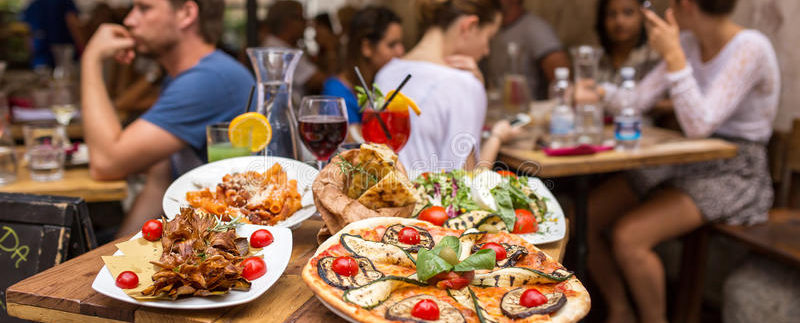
316,256,384,290
443,211,494,231
385,295,466,323
340,234,416,267
381,224,435,252
474,215,510,233
500,288,566,318
447,287,498,323
472,243,528,268
342,276,426,309
471,267,573,287
458,229,485,261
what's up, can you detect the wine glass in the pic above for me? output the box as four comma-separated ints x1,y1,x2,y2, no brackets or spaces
297,96,349,169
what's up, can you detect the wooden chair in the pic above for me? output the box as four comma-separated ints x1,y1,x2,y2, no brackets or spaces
674,119,800,323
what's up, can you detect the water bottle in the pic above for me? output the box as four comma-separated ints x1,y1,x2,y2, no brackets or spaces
614,67,641,151
549,67,575,148
549,67,572,105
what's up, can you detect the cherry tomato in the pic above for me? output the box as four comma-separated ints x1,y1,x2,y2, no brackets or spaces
241,256,267,280
418,206,448,226
496,170,517,178
250,229,274,248
480,242,507,261
411,299,440,321
520,288,548,307
421,172,431,180
398,227,421,245
331,256,359,277
141,219,163,241
430,271,474,290
512,209,538,234
115,271,139,289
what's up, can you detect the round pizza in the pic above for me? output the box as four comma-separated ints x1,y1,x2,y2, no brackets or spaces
302,217,590,322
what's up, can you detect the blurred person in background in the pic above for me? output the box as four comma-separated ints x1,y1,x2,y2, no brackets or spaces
21,0,85,68
375,0,522,174
586,0,780,322
484,0,570,99
595,0,661,85
80,0,254,236
261,0,333,95
321,6,404,138
311,13,341,74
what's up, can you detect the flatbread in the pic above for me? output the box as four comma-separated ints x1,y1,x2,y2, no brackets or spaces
302,217,591,323
356,169,417,209
346,143,397,199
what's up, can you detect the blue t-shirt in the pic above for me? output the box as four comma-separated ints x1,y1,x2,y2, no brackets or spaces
21,0,78,67
141,50,254,173
322,77,361,123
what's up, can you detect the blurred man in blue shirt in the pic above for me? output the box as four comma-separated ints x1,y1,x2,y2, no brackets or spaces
80,0,254,235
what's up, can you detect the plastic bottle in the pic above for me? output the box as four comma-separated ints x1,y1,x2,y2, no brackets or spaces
549,67,572,105
614,67,641,151
549,68,575,148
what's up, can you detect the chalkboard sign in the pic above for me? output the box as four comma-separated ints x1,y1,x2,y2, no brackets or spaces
0,193,96,323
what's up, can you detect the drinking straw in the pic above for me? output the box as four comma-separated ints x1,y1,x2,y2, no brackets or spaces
379,74,412,112
353,67,392,140
244,85,255,113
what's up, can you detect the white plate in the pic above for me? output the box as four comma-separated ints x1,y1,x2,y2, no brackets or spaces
162,156,319,228
316,295,358,323
517,177,566,245
91,224,292,309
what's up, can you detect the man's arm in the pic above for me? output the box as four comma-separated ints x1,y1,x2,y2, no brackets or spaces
539,50,570,84
81,24,184,180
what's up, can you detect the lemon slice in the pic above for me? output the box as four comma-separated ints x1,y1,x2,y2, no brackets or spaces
228,112,272,152
385,90,421,115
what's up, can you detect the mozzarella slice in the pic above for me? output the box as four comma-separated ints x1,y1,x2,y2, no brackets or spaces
470,170,502,211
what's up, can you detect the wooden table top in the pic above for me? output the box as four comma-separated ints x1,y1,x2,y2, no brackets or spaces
6,218,568,323
499,127,739,178
0,164,127,203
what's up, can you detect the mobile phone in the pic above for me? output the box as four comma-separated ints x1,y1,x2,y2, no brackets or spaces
510,113,532,127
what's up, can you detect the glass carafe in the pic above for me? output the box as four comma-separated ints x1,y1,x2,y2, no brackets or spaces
247,47,302,159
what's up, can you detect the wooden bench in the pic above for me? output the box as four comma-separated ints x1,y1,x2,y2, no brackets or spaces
674,119,800,323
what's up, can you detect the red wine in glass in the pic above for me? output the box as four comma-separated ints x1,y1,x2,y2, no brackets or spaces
361,109,410,152
298,115,348,161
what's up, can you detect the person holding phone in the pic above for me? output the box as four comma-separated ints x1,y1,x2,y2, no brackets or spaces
586,0,780,322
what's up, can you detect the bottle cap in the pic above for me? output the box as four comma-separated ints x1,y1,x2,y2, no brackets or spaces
620,67,636,80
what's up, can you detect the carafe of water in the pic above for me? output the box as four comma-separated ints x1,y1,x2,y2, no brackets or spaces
247,47,302,159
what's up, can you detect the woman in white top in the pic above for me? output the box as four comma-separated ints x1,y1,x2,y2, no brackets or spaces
587,0,780,322
375,0,520,175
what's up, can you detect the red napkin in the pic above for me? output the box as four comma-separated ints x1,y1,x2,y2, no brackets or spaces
543,144,614,156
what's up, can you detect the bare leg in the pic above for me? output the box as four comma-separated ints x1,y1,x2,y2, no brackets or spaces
586,175,640,323
612,188,704,323
117,160,171,237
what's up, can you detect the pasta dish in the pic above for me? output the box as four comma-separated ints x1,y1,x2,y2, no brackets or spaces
186,163,303,225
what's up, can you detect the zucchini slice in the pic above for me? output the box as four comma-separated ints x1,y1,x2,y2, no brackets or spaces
447,287,498,323
474,215,510,233
500,288,566,319
342,276,426,309
472,242,528,268
385,295,466,323
316,256,384,290
381,224,435,252
340,234,416,267
443,211,494,231
458,229,485,261
471,267,573,287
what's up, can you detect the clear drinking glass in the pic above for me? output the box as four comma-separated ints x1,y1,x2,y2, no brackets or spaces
206,122,252,163
23,122,65,181
0,91,17,185
297,96,348,169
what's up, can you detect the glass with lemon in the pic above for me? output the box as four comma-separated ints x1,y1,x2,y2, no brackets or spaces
206,113,272,162
358,88,421,153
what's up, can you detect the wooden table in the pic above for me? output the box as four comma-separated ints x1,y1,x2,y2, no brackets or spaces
498,126,738,278
6,218,568,322
0,165,127,203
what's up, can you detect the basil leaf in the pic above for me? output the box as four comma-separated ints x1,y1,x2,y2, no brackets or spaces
416,248,454,282
491,187,516,231
431,236,461,256
454,249,496,272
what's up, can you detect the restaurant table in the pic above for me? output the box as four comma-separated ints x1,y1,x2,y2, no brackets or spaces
0,164,127,203
6,218,569,322
498,126,739,279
